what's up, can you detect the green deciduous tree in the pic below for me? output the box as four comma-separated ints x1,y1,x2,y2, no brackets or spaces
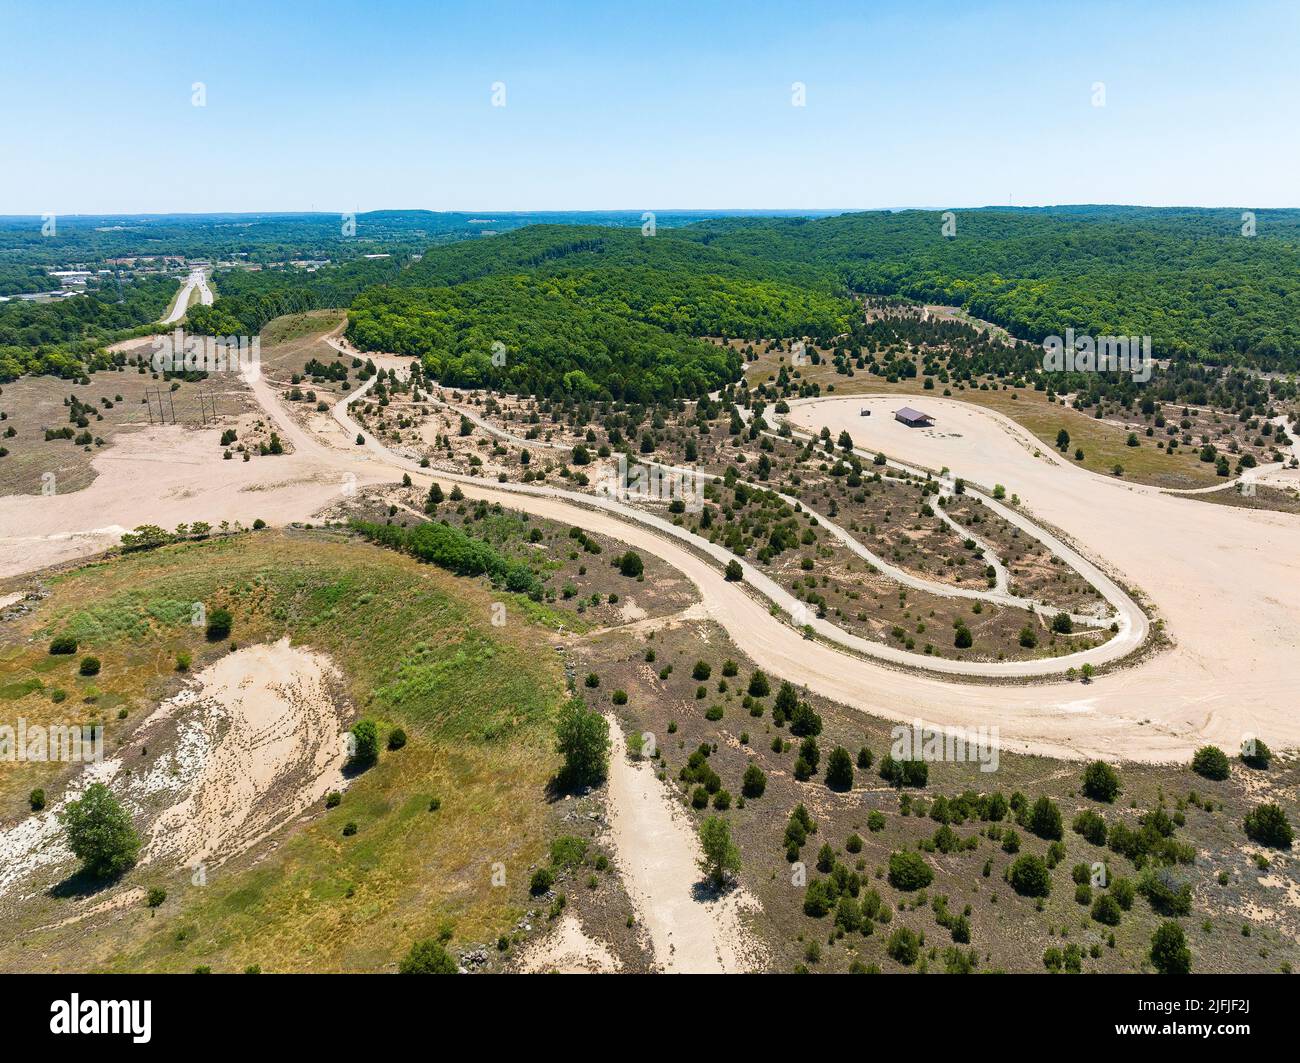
698,815,741,889
555,697,611,788
59,782,141,880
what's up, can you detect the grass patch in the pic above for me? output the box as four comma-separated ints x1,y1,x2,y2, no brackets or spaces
1,528,567,972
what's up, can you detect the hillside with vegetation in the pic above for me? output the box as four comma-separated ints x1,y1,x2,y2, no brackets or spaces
6,207,1300,388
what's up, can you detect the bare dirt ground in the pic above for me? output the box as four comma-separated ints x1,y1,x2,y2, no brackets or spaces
603,715,766,973
4,323,1296,762
143,638,350,871
787,395,1300,759
0,418,387,579
0,639,350,925
515,913,623,973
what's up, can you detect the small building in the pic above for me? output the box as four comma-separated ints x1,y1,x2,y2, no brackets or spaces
894,406,935,428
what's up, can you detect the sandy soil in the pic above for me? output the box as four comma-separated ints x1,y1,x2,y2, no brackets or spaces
144,638,350,870
603,716,765,973
515,913,623,973
0,421,389,579
785,395,1300,757
0,640,350,902
6,331,1296,761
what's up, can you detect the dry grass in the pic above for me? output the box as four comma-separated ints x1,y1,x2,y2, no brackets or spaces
0,528,568,972
745,351,1225,490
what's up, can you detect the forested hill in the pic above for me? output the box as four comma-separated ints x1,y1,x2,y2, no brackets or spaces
7,206,1300,386
683,208,1300,368
343,225,855,401
345,208,1300,386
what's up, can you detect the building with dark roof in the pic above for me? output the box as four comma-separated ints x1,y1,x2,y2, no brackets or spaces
894,407,935,427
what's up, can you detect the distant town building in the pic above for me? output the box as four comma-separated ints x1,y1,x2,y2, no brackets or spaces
50,270,92,287
894,406,935,428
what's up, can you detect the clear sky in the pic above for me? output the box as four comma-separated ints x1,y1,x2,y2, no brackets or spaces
2,0,1297,213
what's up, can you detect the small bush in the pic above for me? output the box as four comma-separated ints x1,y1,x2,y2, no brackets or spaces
1072,809,1108,846
1191,745,1230,781
824,746,854,791
349,719,380,767
1091,893,1122,926
886,927,920,966
888,850,933,891
205,606,233,642
549,835,588,868
555,697,610,788
1081,761,1121,803
399,939,457,974
1150,921,1191,975
1243,802,1293,849
1007,854,1052,897
1240,738,1272,770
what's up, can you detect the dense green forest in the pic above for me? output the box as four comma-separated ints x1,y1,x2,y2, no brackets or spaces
5,207,1300,386
0,210,794,381
184,257,404,338
347,275,745,401
346,208,1300,386
346,224,853,399
0,209,788,268
0,275,176,380
0,264,59,296
686,208,1300,368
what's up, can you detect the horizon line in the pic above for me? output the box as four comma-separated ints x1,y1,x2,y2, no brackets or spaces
3,203,1297,221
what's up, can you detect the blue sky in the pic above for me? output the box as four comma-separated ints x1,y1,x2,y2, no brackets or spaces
2,0,1297,213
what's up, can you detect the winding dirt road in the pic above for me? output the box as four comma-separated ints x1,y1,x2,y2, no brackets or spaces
5,348,1297,761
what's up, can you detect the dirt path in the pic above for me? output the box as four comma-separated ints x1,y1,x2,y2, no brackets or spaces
329,368,1137,676
602,717,764,973
786,395,1300,758
438,372,1110,631
6,326,1297,761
